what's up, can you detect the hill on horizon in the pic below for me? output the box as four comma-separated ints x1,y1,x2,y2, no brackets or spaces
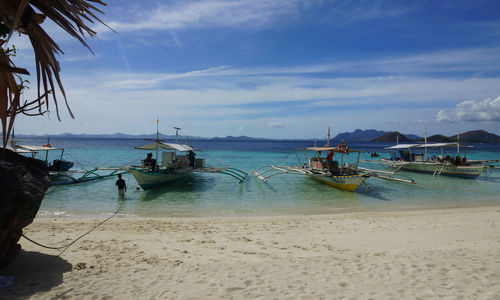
376,130,500,143
451,130,500,143
11,129,499,143
372,132,414,143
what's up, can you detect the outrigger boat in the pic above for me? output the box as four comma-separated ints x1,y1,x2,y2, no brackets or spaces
126,125,247,190
382,142,497,178
254,129,415,192
9,138,127,185
12,143,74,172
127,140,199,190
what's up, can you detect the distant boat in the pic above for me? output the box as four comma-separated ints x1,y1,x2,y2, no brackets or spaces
370,152,380,157
382,142,496,178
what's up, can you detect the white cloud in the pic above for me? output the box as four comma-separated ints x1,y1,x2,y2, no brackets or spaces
13,44,500,136
99,0,302,33
437,96,500,122
268,121,285,128
95,0,413,35
97,46,500,91
60,53,99,63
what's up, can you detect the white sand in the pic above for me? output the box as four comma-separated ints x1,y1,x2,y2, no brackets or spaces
2,206,500,299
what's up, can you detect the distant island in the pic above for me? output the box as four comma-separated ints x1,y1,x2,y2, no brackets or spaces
372,130,500,143
11,129,500,143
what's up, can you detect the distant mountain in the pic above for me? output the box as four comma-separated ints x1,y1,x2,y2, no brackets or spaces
405,133,420,140
16,132,203,140
372,131,413,143
334,129,420,142
415,134,455,142
334,129,388,142
12,129,499,143
392,130,500,143
451,130,500,143
211,135,268,141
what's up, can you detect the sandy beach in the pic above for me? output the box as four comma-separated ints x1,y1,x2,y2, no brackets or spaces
1,206,499,299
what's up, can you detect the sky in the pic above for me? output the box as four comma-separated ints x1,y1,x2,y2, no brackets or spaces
7,0,500,139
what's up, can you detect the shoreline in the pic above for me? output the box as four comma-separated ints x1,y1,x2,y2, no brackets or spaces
35,199,500,219
2,205,499,299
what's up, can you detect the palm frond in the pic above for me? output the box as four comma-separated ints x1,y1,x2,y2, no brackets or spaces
0,0,109,148
0,47,21,148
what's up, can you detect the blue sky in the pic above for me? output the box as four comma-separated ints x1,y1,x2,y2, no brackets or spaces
9,0,500,138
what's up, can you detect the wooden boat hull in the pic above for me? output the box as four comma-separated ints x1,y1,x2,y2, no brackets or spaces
310,174,369,192
398,163,486,178
129,168,193,190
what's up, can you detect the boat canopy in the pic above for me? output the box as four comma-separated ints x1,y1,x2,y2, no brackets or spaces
302,147,361,153
5,144,35,153
135,141,195,152
386,142,461,150
16,145,63,152
385,144,420,150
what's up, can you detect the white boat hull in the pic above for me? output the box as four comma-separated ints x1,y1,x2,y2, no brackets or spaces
392,162,486,178
129,168,193,190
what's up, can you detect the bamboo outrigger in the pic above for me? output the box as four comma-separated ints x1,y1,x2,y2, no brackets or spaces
253,129,415,192
50,167,128,185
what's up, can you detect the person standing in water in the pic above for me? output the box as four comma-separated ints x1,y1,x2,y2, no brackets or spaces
116,174,127,198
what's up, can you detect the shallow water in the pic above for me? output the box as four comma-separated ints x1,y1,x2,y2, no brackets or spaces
20,138,500,218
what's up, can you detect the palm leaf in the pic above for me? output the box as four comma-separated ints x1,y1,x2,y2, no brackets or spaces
0,0,109,148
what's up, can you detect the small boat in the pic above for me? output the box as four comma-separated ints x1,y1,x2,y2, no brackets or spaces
127,125,248,190
127,140,200,190
8,134,74,171
9,137,127,185
254,129,414,192
382,142,494,178
370,152,380,157
13,143,74,171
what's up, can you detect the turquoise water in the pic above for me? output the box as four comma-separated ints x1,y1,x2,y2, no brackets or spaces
22,138,500,218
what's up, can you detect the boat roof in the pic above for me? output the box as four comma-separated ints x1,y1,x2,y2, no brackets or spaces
16,144,63,152
386,142,460,150
302,147,361,153
5,144,35,153
135,141,196,152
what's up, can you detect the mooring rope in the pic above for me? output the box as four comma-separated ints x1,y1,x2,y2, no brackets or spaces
272,152,293,166
202,152,229,168
17,199,125,257
64,152,90,172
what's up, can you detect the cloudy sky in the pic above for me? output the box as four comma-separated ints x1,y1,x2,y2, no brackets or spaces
8,0,500,138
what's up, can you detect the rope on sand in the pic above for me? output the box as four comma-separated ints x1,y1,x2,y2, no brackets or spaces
17,199,125,256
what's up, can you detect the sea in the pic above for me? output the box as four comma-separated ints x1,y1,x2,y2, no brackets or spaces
17,138,500,218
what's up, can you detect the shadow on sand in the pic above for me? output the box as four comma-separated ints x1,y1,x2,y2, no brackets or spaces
0,250,72,299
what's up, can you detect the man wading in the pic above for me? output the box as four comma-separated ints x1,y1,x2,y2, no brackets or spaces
116,174,127,198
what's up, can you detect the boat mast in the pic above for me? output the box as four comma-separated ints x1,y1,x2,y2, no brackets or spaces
327,127,331,147
457,130,460,155
45,137,49,164
174,127,181,143
156,118,159,169
424,124,428,160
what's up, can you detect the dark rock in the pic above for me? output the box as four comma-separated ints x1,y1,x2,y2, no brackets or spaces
0,149,51,269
